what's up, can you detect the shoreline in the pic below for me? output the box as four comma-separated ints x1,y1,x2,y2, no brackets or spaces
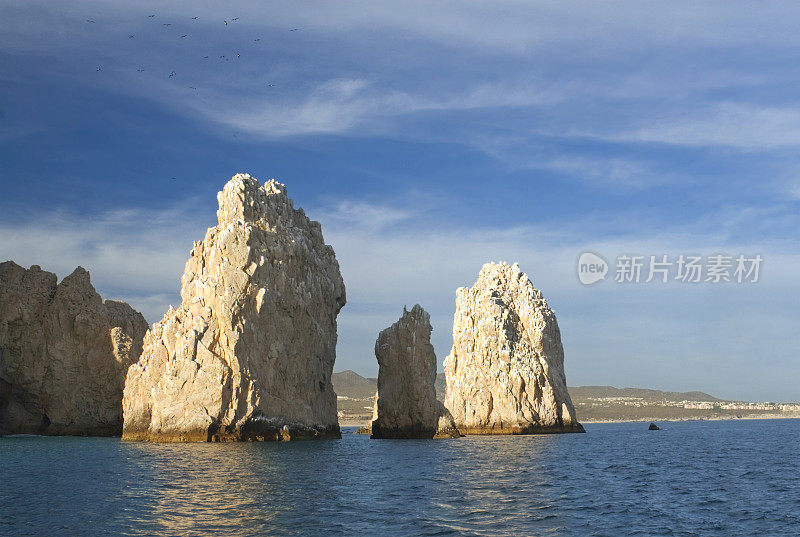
339,420,371,427
342,413,800,429
582,413,800,424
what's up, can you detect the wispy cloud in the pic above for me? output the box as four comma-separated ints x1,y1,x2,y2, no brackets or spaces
199,78,414,137
0,202,212,321
7,0,800,184
186,78,559,138
312,199,415,231
620,103,800,150
789,181,800,200
538,157,676,188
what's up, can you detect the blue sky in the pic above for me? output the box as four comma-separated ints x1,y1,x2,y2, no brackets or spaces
1,1,799,401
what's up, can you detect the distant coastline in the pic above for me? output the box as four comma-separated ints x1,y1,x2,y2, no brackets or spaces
581,414,800,424
332,370,800,426
342,414,800,429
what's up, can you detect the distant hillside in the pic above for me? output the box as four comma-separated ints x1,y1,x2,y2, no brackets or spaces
569,386,722,403
331,370,377,399
333,371,721,403
332,370,446,400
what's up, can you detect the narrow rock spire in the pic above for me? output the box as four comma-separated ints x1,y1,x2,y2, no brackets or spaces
371,304,459,439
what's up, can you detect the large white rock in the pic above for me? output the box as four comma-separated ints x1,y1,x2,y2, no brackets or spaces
370,305,458,439
122,174,346,442
443,262,583,434
0,262,147,436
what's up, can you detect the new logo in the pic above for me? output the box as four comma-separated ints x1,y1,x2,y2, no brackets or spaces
577,251,609,285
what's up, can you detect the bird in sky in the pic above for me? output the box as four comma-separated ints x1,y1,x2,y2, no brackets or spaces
191,16,198,20
224,20,228,25
181,34,187,38
189,86,197,90
232,17,239,21
236,52,241,58
86,19,95,23
290,28,299,31
203,55,209,59
129,35,134,38
267,83,275,87
254,38,260,42
137,69,145,72
163,23,171,26
148,14,155,18
96,67,102,71
169,70,176,78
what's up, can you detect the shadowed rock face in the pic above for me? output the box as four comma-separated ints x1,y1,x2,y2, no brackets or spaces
443,262,584,435
370,305,460,439
0,262,148,436
122,174,346,442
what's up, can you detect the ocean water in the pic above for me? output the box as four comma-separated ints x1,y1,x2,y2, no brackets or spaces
1,419,799,536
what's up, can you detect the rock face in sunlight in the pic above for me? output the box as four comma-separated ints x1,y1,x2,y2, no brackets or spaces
122,174,346,442
370,305,459,439
0,261,148,436
443,262,584,434
355,391,379,435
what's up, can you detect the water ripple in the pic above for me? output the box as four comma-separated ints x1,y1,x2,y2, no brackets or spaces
1,419,799,536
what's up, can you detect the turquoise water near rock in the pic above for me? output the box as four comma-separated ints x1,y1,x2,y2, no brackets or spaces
2,419,799,536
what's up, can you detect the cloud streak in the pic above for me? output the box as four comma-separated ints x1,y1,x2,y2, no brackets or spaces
0,202,212,322
620,103,800,150
1,185,798,400
5,0,800,213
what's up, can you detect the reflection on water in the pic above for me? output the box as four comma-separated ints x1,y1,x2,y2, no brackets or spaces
2,419,800,536
118,443,289,535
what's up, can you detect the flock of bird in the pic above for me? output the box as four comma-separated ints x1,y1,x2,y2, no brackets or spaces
88,13,300,89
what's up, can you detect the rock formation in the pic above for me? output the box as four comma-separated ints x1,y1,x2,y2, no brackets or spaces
443,262,584,434
370,305,459,439
354,392,378,435
122,174,346,442
0,261,147,436
436,400,461,438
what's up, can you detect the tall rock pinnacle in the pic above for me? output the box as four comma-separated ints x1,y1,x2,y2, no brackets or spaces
122,173,346,441
443,262,583,434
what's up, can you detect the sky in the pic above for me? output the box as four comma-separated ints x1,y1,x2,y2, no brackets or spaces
1,1,799,401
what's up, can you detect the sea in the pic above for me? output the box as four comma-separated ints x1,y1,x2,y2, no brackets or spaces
1,419,798,536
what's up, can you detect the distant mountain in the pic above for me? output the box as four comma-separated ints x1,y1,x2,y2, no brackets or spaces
331,370,377,399
332,370,446,401
332,371,722,403
568,386,722,403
